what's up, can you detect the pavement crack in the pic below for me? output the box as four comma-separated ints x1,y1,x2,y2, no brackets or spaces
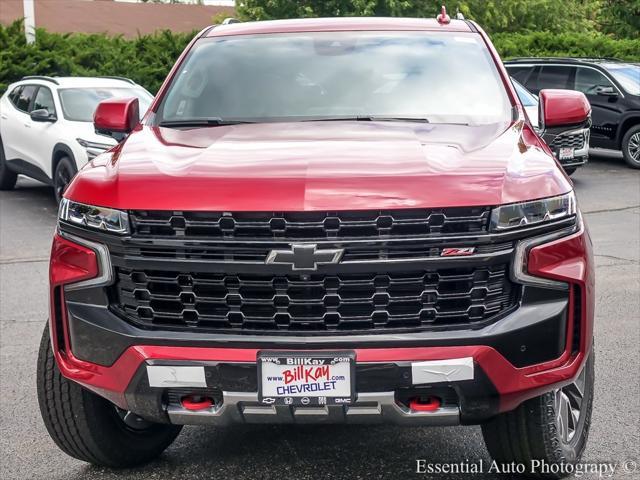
583,205,640,215
0,257,49,265
595,254,639,264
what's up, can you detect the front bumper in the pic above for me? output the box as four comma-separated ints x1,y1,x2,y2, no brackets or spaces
545,126,590,169
53,341,588,426
49,220,594,427
557,154,588,169
556,151,588,169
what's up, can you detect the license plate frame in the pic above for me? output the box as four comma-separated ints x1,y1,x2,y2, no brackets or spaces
257,351,356,406
559,147,575,160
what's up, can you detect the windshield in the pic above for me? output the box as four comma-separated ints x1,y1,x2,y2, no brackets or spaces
156,32,512,126
59,87,153,122
512,78,537,107
603,63,640,95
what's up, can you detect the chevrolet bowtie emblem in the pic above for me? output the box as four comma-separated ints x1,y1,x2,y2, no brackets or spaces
266,244,344,271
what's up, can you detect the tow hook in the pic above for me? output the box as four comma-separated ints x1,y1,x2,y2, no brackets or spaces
180,395,214,411
409,396,442,412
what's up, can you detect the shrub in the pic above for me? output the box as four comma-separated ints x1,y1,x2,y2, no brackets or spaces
0,21,194,94
494,32,640,61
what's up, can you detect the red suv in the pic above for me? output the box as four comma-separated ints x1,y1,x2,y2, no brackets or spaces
37,17,595,476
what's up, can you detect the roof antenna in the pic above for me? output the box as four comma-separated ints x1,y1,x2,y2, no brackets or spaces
437,5,451,25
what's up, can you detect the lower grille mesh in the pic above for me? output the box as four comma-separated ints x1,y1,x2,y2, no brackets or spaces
112,265,518,333
550,132,586,150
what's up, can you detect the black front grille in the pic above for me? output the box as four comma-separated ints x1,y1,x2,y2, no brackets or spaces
112,265,518,333
129,208,490,239
550,132,586,150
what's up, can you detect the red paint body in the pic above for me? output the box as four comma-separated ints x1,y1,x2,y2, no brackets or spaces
52,18,595,416
540,89,591,128
93,97,139,133
66,120,573,211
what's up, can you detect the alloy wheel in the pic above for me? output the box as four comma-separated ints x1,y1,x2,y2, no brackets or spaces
628,132,640,163
554,365,587,444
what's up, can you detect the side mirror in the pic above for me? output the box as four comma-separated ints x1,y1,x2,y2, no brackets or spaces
539,89,591,129
595,85,618,97
30,108,56,122
94,97,139,140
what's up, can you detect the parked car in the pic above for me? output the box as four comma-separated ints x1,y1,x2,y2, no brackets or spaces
0,76,153,201
37,15,595,478
512,77,539,127
505,58,640,168
512,78,590,175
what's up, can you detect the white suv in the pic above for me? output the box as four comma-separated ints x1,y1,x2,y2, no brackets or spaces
0,76,153,201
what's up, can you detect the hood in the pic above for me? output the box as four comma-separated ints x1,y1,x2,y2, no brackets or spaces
65,120,571,211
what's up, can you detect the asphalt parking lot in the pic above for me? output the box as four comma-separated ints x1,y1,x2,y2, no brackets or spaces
1,152,638,480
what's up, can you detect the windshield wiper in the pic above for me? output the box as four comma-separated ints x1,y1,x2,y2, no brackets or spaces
158,116,434,127
300,116,430,123
158,118,254,128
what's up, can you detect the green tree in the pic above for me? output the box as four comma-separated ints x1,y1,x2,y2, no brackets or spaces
456,0,601,34
236,1,606,35
236,1,420,20
598,0,640,38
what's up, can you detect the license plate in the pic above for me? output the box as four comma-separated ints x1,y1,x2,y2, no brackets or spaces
258,351,355,406
559,147,575,160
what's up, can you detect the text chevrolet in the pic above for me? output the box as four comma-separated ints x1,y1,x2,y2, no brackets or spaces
36,17,595,477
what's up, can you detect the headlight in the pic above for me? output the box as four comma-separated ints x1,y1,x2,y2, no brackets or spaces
59,199,130,234
490,192,576,232
76,138,113,160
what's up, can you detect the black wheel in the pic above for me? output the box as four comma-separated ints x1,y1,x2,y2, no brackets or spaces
53,156,76,203
36,324,182,468
622,125,640,169
0,136,18,190
563,167,577,176
482,349,594,479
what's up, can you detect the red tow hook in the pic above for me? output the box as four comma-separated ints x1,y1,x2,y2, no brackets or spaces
181,395,214,411
409,396,442,412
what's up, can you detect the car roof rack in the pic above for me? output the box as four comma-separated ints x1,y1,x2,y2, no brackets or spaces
98,76,136,85
221,18,241,25
20,76,59,85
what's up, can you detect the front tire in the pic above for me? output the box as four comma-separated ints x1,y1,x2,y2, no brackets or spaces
36,324,182,468
53,156,76,204
482,350,595,479
622,125,640,169
563,167,577,176
0,136,18,190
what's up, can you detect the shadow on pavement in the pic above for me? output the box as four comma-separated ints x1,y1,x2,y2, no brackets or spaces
74,424,505,480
